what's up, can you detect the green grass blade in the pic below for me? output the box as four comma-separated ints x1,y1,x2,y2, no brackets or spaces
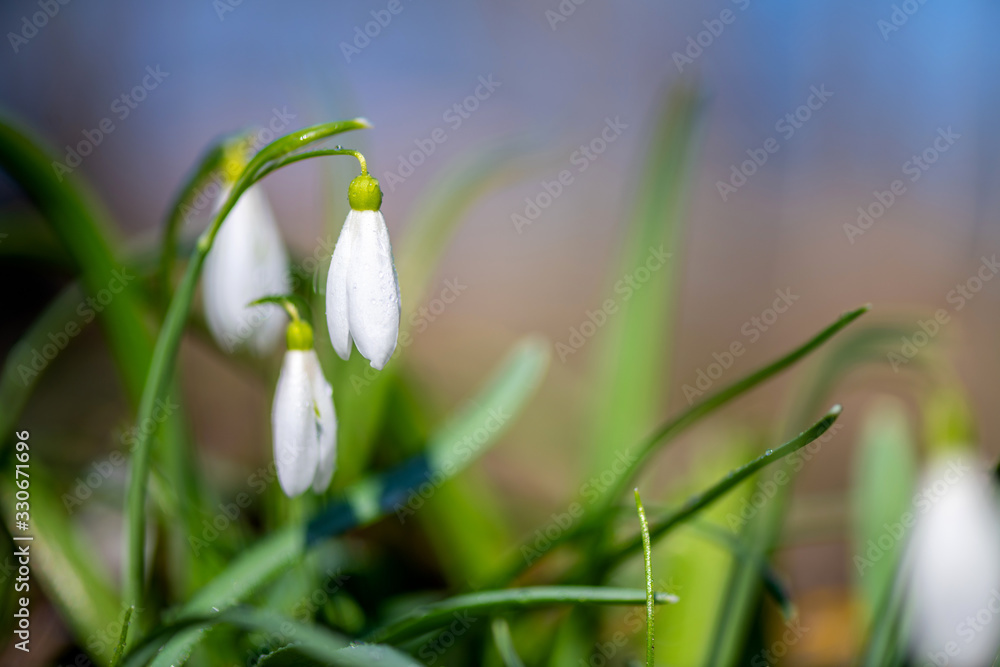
365,586,678,645
595,306,867,517
634,489,655,667
122,607,421,667
604,406,843,569
491,618,527,667
490,307,867,584
110,606,134,667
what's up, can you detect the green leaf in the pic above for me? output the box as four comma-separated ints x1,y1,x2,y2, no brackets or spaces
120,607,422,667
491,618,527,667
491,306,867,585
111,606,134,666
365,586,678,645
603,406,843,569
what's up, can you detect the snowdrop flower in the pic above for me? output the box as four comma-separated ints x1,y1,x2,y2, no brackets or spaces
202,182,291,355
272,317,337,497
326,171,400,370
906,456,1000,665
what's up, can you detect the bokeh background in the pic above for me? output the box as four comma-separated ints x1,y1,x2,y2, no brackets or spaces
1,0,998,664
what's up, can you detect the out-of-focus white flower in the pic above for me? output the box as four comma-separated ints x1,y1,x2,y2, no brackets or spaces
272,320,336,497
202,184,290,355
906,456,1000,665
326,172,400,370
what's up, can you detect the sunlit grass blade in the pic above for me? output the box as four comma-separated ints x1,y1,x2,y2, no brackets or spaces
594,306,867,517
110,606,134,667
121,607,422,667
365,586,678,645
602,406,843,570
490,307,867,585
491,618,527,667
634,489,655,667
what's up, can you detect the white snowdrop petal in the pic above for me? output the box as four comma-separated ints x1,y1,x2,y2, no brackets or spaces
346,210,400,370
326,212,357,361
308,353,337,493
272,351,319,497
907,457,1000,665
202,185,290,355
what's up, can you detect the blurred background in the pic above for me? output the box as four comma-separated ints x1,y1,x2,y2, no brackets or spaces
2,0,999,665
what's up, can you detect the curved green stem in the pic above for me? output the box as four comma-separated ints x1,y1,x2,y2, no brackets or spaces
123,118,371,634
250,147,368,184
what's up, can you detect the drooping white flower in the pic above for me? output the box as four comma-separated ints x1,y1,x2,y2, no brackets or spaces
202,183,291,355
906,456,1000,665
326,172,400,370
272,320,337,497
